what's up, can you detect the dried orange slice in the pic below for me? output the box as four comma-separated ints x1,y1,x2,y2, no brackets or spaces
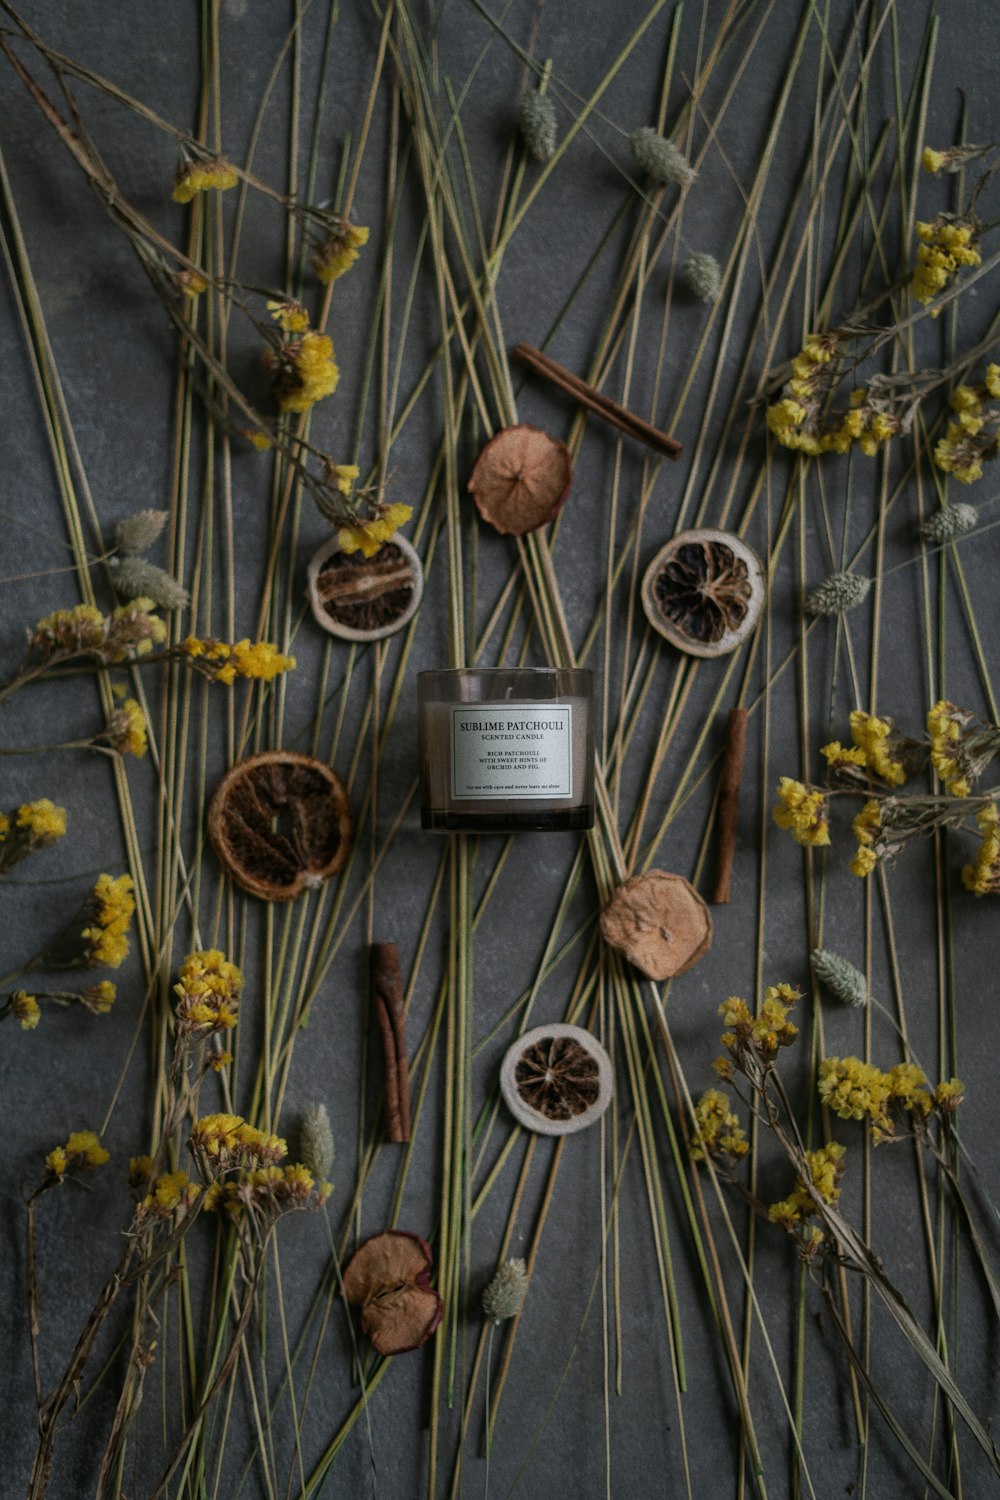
208,751,351,902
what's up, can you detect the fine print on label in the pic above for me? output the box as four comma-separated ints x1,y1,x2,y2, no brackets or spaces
450,703,574,800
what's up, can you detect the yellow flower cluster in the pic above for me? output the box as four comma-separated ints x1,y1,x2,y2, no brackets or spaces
174,949,243,1036
772,777,830,847
202,1162,331,1220
719,984,799,1066
921,146,946,174
911,217,981,312
181,636,296,684
961,805,1000,895
690,1089,749,1163
82,981,116,1014
81,873,136,969
270,328,340,414
189,1113,287,1171
331,463,360,495
850,799,882,877
313,220,370,284
927,699,972,795
172,156,239,203
768,1141,846,1246
765,334,900,458
818,1055,957,1141
267,298,310,333
45,1129,109,1179
846,710,909,787
106,699,148,758
139,1169,200,1220
933,375,1000,485
31,599,167,663
12,990,40,1030
338,503,414,559
16,799,67,842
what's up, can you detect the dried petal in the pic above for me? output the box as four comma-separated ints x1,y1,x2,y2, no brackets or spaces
208,752,351,902
342,1230,443,1356
468,425,572,536
600,870,712,980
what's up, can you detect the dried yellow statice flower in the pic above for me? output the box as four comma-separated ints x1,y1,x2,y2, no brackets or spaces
267,298,310,333
911,216,981,312
818,1055,954,1141
45,1129,109,1180
174,949,243,1036
847,710,910,787
313,219,370,283
138,1170,200,1221
189,1113,287,1171
338,503,414,559
933,372,1000,485
30,599,167,664
180,637,296,684
202,1162,331,1221
82,981,116,1014
690,1089,749,1163
0,799,68,874
80,874,136,969
104,699,148,758
850,799,882,877
11,990,41,1030
172,155,239,203
266,328,340,414
719,984,799,1067
961,804,1000,895
772,777,830,847
768,1141,846,1254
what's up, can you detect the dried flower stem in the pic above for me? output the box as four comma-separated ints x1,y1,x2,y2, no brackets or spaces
511,341,682,456
371,941,411,1143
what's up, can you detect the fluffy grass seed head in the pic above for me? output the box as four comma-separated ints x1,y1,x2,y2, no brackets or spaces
629,127,696,188
114,509,168,555
516,89,558,162
299,1103,334,1181
682,252,722,303
482,1258,528,1323
811,948,868,1008
921,503,977,544
806,570,872,616
110,555,190,611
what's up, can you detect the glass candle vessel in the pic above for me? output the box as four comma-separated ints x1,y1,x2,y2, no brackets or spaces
418,668,595,832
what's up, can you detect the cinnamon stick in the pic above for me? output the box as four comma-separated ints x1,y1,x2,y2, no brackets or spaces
712,708,748,904
371,942,410,1143
511,341,682,458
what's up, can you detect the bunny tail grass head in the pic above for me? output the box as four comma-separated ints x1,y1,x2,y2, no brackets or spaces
811,948,868,1008
805,570,872,616
516,89,558,163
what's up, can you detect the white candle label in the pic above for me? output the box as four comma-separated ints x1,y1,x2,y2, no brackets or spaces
450,704,574,800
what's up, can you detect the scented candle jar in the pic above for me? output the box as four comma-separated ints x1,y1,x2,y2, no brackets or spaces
418,668,595,832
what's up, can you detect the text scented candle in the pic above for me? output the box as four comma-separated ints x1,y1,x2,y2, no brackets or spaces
418,668,595,832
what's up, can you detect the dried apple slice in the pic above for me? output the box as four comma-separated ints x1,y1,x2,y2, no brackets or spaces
342,1230,443,1356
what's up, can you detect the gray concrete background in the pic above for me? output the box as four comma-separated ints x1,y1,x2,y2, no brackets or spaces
1,2,999,1497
